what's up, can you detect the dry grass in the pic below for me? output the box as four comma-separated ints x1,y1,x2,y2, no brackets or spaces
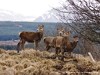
0,48,100,75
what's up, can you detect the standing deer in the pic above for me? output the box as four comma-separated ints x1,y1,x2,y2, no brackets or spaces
43,28,66,51
17,25,44,53
63,35,79,56
54,34,78,60
53,31,70,56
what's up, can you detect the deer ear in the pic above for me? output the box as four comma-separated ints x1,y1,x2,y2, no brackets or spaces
75,37,79,42
42,25,44,27
38,25,44,28
73,35,78,38
73,35,79,41
38,25,40,27
62,27,64,30
67,31,70,35
57,28,59,31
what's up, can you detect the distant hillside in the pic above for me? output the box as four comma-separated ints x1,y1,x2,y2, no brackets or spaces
34,10,60,22
0,9,61,22
0,49,99,75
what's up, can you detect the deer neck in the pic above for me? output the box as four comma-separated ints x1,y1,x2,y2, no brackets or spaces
71,41,78,49
39,31,43,37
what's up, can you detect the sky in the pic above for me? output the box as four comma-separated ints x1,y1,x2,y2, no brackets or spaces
0,0,64,18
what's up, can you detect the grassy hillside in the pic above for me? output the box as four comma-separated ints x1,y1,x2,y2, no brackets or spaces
0,48,100,75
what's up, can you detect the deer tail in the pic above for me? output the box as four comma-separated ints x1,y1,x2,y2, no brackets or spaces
18,32,21,35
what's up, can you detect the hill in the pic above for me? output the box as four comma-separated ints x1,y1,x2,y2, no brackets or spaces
34,10,60,22
0,48,99,75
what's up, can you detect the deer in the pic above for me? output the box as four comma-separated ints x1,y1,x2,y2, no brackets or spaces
62,35,79,56
53,31,70,56
17,25,44,53
54,35,79,60
43,27,65,51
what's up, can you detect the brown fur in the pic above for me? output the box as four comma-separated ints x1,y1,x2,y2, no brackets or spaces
54,33,78,58
17,25,44,53
52,31,70,56
53,36,69,56
63,35,79,55
52,35,78,61
44,28,67,51
44,36,55,51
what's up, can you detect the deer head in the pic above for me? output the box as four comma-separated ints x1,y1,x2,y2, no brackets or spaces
37,25,44,32
57,27,65,36
63,31,70,37
73,35,79,42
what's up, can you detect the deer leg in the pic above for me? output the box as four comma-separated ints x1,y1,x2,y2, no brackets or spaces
60,47,64,61
17,41,21,53
61,48,65,56
55,48,58,55
58,48,61,56
21,39,25,50
45,44,48,51
35,41,38,50
22,43,25,50
46,46,51,51
69,52,72,58
17,39,24,53
55,47,59,57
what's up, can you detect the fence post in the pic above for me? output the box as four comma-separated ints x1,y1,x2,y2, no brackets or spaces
88,52,96,63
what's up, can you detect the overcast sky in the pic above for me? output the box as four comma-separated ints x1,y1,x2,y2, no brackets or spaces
0,0,64,18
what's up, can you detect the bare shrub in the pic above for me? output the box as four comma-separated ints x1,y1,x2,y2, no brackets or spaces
55,0,100,60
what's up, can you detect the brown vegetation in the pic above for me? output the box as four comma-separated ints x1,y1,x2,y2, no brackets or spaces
0,48,99,75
